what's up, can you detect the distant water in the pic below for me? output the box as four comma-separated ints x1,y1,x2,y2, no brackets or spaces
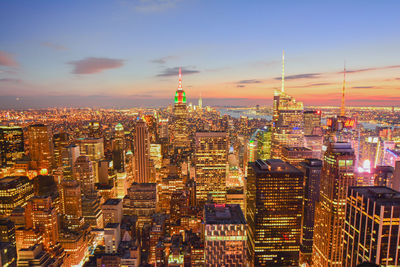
219,108,384,130
219,109,272,120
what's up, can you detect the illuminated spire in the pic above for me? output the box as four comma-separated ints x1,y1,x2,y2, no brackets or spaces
174,67,186,104
281,49,285,93
340,62,346,117
178,67,182,91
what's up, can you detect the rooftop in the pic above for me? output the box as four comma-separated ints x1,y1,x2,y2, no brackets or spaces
204,204,246,225
103,198,122,206
253,159,303,174
350,186,400,205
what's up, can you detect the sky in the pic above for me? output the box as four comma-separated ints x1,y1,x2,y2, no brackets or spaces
0,0,400,108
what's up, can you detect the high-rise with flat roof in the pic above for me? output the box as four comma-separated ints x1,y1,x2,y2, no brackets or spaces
28,124,53,171
204,204,246,267
134,119,151,183
343,186,400,266
299,158,322,265
247,159,304,266
0,126,24,168
195,131,228,205
312,142,355,267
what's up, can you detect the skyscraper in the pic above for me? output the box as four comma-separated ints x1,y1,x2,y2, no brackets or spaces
112,123,125,173
28,124,53,171
312,142,355,267
134,119,151,183
204,204,247,266
195,131,228,205
304,110,322,135
172,68,190,151
272,51,304,158
73,155,95,197
60,179,83,231
343,186,400,266
299,158,322,265
0,176,33,217
0,126,24,168
53,132,69,169
246,159,304,266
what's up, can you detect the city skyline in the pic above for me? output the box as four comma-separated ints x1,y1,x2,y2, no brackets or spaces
1,0,400,108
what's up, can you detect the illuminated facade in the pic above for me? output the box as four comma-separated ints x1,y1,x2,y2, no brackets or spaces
0,126,24,168
204,204,246,267
304,110,322,135
172,68,190,151
246,159,303,266
53,132,68,169
281,146,313,167
112,123,125,173
73,155,95,196
0,176,33,217
60,179,84,231
272,51,304,159
312,142,355,267
28,124,53,171
123,183,156,227
134,119,151,183
374,165,394,188
195,131,228,205
299,158,322,265
343,186,400,266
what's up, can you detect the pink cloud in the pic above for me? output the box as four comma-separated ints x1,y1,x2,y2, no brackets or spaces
68,57,124,74
0,51,18,67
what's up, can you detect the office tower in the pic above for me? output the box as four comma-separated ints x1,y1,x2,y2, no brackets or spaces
112,123,125,173
256,127,272,160
198,93,202,109
77,137,104,163
98,159,109,185
299,159,322,265
149,143,162,169
373,165,394,188
0,126,24,168
272,52,304,158
26,196,58,250
0,219,17,267
172,68,190,151
343,186,400,266
73,155,95,196
53,132,68,169
304,134,324,159
81,196,103,228
159,118,169,139
123,183,156,227
17,244,58,266
194,131,228,205
281,146,313,167
134,119,151,183
62,144,80,179
0,176,33,217
159,175,184,213
104,223,121,254
247,159,304,266
312,142,355,267
102,198,123,226
304,110,322,135
88,121,102,138
27,124,53,171
60,179,83,231
204,204,246,267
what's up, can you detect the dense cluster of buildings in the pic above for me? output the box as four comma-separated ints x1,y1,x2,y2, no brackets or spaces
0,59,399,267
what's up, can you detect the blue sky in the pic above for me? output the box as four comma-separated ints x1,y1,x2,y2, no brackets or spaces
0,0,399,108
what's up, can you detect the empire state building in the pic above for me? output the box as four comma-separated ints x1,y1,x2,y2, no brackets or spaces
172,68,190,151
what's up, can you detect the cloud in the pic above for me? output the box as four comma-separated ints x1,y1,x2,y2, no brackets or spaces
157,66,199,77
341,65,400,74
352,86,376,89
236,85,246,88
68,57,124,74
0,78,21,83
41,42,68,51
132,0,181,13
237,79,262,84
0,51,18,67
150,56,177,64
274,73,321,80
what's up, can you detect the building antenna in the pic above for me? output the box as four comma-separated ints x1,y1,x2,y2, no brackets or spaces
281,50,285,93
340,62,346,117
